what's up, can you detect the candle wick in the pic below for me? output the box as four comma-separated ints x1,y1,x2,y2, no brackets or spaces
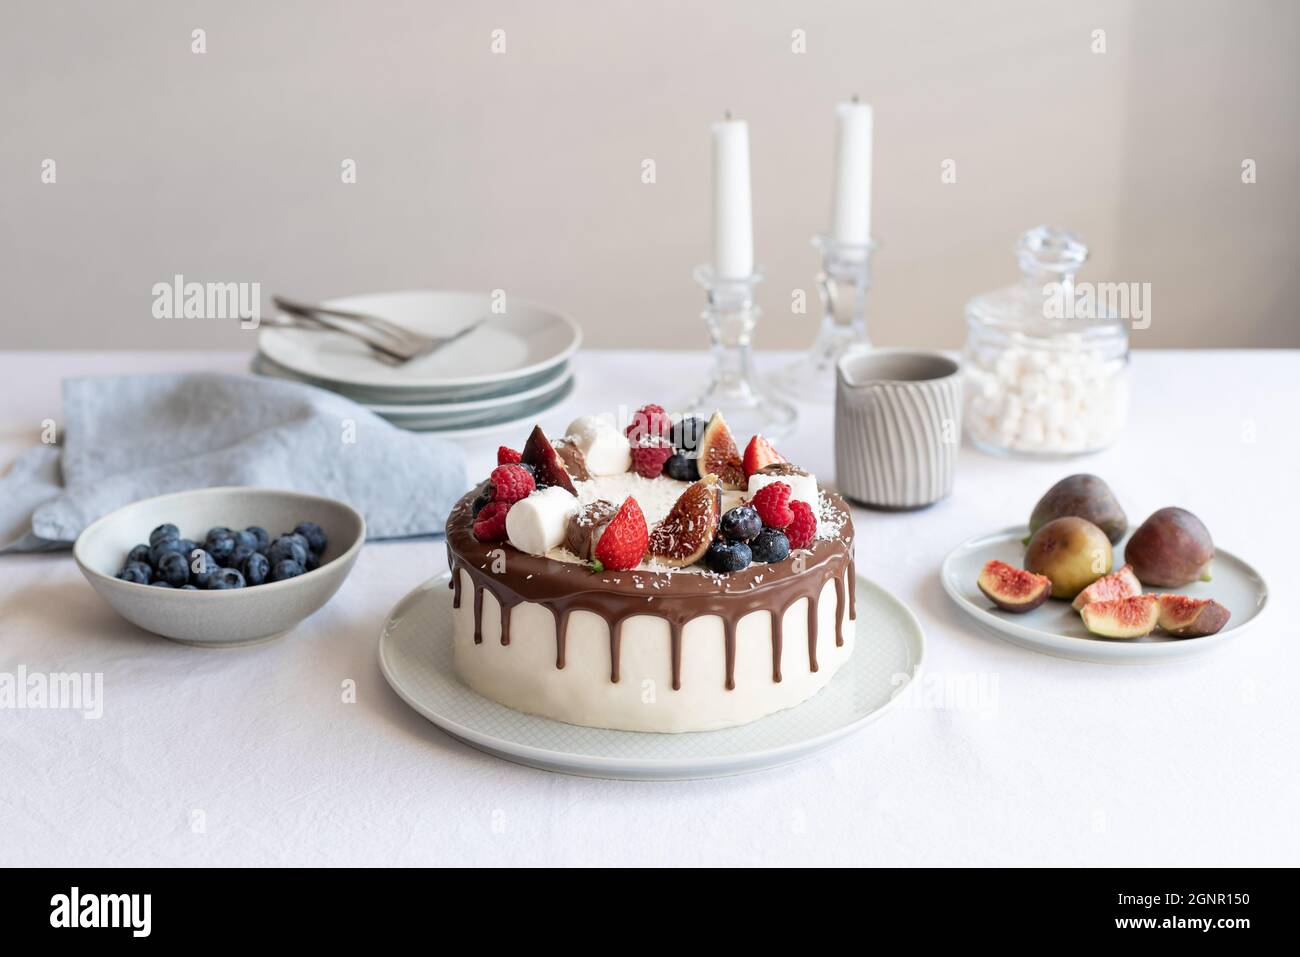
724,109,732,121
851,93,860,104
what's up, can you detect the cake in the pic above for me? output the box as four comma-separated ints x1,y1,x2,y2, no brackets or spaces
445,405,856,733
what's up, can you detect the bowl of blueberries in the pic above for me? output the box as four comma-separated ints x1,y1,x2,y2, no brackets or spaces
73,486,366,646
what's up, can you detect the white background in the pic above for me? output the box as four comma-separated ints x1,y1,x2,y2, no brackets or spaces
1,348,1297,866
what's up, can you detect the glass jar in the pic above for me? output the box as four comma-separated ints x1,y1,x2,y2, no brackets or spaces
963,226,1129,457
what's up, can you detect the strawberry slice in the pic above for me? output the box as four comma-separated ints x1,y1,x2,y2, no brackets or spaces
742,434,787,478
593,497,648,571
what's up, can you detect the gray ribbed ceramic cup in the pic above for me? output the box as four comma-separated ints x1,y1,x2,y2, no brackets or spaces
835,350,962,510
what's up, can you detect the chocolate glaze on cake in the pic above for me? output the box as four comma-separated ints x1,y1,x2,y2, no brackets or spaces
446,488,856,691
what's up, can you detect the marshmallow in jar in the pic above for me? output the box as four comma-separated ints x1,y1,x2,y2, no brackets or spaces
962,227,1129,457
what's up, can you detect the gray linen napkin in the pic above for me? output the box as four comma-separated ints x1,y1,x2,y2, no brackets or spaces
0,372,468,552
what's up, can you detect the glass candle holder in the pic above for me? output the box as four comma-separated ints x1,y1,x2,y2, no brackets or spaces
774,234,876,403
681,265,797,437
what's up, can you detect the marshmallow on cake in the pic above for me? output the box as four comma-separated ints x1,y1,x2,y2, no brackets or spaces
563,415,631,476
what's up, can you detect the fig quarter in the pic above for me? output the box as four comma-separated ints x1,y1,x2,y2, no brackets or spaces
977,560,1051,613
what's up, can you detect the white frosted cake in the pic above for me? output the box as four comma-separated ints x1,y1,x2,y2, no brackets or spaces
444,406,856,733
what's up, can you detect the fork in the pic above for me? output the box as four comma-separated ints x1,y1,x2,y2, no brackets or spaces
262,314,405,365
272,295,485,363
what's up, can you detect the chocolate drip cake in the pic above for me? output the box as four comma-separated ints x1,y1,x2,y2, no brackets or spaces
445,406,856,732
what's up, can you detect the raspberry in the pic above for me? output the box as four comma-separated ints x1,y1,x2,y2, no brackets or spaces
472,500,510,541
785,500,816,549
594,497,649,571
497,446,522,465
626,404,671,443
489,464,536,505
750,481,794,529
629,438,674,478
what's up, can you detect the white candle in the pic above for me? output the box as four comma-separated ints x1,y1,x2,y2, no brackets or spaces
830,100,873,245
711,117,753,279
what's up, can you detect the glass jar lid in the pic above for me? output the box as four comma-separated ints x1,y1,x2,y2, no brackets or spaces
966,225,1127,343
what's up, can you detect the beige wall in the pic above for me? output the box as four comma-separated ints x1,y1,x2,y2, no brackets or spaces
2,0,1297,351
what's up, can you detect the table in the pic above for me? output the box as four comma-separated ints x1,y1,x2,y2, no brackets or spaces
2,349,1297,866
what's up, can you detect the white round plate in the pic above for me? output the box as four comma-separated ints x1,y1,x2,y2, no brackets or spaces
251,352,569,405
941,527,1269,663
378,573,925,780
258,290,581,394
376,374,575,435
252,353,573,418
365,372,573,419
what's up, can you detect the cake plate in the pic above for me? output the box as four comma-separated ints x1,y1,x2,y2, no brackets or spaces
378,573,925,781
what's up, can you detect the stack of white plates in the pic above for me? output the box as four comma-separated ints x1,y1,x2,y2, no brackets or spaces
253,291,581,436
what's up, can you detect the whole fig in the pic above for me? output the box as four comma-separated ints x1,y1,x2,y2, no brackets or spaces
1124,507,1214,587
1025,516,1113,599
1028,474,1127,544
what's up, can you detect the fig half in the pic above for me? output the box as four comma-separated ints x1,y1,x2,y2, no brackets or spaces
1156,594,1230,638
1080,594,1160,639
1071,564,1142,610
977,560,1051,613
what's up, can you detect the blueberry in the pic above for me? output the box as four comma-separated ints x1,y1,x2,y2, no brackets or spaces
227,543,256,569
156,550,191,586
293,522,327,554
181,584,198,590
206,533,236,565
672,416,707,454
206,567,246,590
241,551,270,586
304,550,320,571
149,537,186,567
267,536,307,567
720,505,762,542
116,561,152,584
705,539,752,573
471,484,494,517
149,523,179,547
663,453,700,482
177,538,198,556
749,527,790,564
150,580,174,587
281,532,311,555
127,543,152,565
189,549,220,588
232,529,258,552
245,526,271,550
204,526,233,543
270,558,305,582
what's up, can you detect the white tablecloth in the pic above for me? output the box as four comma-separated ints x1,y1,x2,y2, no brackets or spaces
1,349,1297,867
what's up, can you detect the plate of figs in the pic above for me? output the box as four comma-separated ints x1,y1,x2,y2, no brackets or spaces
941,474,1269,663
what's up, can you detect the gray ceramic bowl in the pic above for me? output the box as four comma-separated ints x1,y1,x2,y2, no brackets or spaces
74,486,366,646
